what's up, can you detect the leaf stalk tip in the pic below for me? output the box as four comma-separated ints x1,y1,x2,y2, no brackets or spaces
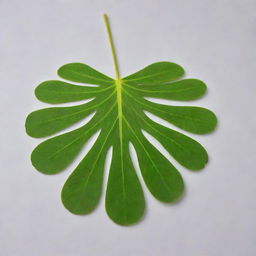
103,13,121,80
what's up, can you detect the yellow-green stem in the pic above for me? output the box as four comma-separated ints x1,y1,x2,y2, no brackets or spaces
103,13,123,152
103,14,121,80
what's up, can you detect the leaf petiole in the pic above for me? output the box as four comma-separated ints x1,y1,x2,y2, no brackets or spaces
103,14,121,80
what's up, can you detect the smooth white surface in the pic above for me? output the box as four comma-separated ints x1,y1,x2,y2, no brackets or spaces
0,0,256,255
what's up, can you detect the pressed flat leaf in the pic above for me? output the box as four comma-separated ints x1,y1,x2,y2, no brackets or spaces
58,63,114,86
124,90,217,134
61,142,106,214
26,14,217,226
143,103,217,134
135,111,208,170
171,106,216,134
123,79,207,101
25,92,115,138
123,62,184,84
25,101,96,138
26,61,216,225
105,123,145,225
35,80,113,104
61,110,117,214
125,119,184,202
31,117,98,174
31,100,118,174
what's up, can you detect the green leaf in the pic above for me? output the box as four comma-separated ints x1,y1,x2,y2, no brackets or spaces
127,94,217,134
31,115,99,174
105,123,145,225
125,118,184,202
58,63,114,86
25,92,115,138
25,14,217,226
123,79,207,101
35,80,114,104
123,62,184,85
61,122,115,215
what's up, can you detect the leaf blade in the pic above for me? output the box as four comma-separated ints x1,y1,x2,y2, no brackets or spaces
124,79,207,101
31,116,100,174
58,63,114,86
61,110,118,214
144,102,217,134
123,62,184,85
35,80,114,104
123,89,217,134
140,113,208,170
25,92,115,138
125,118,184,202
27,57,217,226
25,102,96,137
105,123,145,225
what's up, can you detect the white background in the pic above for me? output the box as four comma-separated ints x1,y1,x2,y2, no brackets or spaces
1,0,256,255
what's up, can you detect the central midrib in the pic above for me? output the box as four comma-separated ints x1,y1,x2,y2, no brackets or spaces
116,78,127,221
115,79,123,143
104,14,127,217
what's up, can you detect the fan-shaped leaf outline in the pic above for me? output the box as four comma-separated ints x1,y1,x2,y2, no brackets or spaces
25,14,217,226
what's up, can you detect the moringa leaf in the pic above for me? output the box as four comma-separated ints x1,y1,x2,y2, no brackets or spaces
25,14,217,226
